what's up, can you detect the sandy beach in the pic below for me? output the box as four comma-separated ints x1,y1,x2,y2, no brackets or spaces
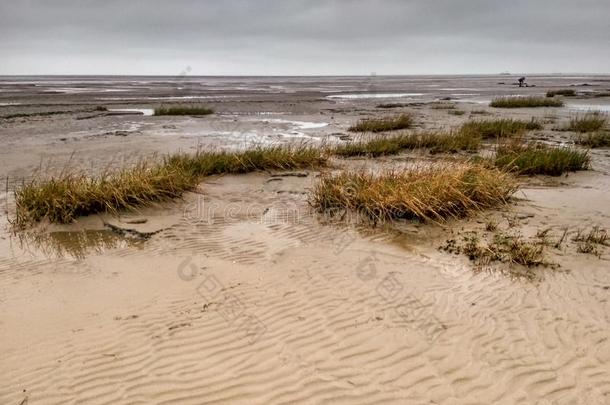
1,75,610,405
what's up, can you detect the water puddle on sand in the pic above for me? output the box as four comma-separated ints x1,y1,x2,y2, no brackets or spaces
439,88,479,91
326,93,424,99
566,103,610,112
98,95,239,101
454,99,490,104
108,108,155,116
44,88,130,94
264,118,329,129
13,229,146,259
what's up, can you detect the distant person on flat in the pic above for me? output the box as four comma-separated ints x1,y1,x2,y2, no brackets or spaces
518,77,526,87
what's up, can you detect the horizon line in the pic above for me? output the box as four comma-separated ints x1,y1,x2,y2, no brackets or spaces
1,72,609,78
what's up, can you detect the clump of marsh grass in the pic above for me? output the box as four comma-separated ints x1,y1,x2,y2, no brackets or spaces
575,131,610,148
165,145,327,177
448,110,466,116
2,110,71,119
460,118,542,139
376,103,407,109
440,231,550,279
573,226,608,255
460,233,546,267
13,145,327,227
490,233,546,267
154,105,214,116
309,163,517,223
430,103,456,110
546,89,576,97
566,112,607,133
14,162,197,226
494,140,589,176
348,113,413,132
490,96,564,108
333,131,481,157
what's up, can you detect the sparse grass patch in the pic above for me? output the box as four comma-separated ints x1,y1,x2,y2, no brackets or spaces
485,219,498,232
154,105,214,116
2,110,71,119
333,131,481,157
566,112,607,133
376,103,407,109
431,103,456,110
554,227,570,249
448,110,466,116
546,89,576,97
490,96,564,108
13,145,327,227
309,163,517,223
489,233,546,267
494,140,590,176
575,131,610,148
348,114,413,132
440,231,550,279
14,163,196,226
471,109,490,115
460,118,542,139
165,145,327,177
573,226,608,255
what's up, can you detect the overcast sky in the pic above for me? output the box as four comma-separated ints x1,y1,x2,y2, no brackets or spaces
1,0,608,75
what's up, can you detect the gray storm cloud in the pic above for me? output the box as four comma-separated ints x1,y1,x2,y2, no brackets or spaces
0,0,608,75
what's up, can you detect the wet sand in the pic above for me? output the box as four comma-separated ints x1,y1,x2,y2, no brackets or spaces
1,75,610,404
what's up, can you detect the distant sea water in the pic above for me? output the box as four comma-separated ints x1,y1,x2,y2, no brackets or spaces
1,74,609,106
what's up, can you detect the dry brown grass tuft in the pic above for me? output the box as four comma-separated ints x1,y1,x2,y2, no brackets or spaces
333,131,481,157
376,103,408,109
546,89,576,97
460,118,542,139
309,163,518,223
14,162,195,226
154,105,214,116
440,230,550,280
348,113,413,132
13,145,328,227
490,96,564,108
430,103,456,110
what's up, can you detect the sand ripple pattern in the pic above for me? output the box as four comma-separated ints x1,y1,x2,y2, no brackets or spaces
2,223,610,404
2,174,610,404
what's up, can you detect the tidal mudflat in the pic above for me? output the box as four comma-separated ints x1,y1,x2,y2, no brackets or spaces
1,75,610,405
